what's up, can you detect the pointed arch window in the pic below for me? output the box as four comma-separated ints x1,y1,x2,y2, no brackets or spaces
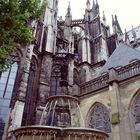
132,94,140,137
132,94,140,124
0,62,18,139
88,103,111,133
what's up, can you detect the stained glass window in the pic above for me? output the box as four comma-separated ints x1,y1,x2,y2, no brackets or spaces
132,94,140,124
88,103,111,133
0,63,18,139
132,94,140,137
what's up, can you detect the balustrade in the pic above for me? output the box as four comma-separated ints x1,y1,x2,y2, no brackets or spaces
116,60,140,80
80,74,109,94
80,60,140,95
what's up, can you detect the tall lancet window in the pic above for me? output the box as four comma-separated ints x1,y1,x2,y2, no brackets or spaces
22,58,38,126
88,103,111,139
132,94,140,136
0,62,18,139
50,65,61,96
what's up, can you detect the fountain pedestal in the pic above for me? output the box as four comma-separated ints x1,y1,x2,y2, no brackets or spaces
13,126,108,140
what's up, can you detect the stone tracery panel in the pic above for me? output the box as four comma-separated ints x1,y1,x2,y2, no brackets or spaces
132,94,140,124
87,103,111,134
50,64,61,96
131,93,140,137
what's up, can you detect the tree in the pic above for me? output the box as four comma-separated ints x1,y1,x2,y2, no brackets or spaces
0,0,47,71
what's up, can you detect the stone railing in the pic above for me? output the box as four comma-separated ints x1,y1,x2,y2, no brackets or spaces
72,19,84,25
116,60,140,80
80,60,140,95
80,73,109,95
57,19,84,26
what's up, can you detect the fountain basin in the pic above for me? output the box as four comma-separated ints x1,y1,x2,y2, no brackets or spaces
13,126,108,140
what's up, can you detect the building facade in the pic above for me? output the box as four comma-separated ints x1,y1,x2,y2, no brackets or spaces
0,0,140,139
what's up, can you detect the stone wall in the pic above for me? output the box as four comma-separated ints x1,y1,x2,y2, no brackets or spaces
79,73,140,140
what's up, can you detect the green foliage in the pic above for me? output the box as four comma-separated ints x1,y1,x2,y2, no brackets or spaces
0,0,47,71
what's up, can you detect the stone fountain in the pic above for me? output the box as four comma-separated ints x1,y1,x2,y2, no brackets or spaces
13,95,108,140
13,62,108,140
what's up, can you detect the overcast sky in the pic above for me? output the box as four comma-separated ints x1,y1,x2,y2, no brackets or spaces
58,0,140,32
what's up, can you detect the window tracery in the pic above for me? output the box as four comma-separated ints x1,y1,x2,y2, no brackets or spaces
132,94,140,124
50,65,61,96
88,103,111,133
0,62,18,139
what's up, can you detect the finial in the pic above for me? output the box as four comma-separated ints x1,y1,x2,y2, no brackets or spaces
87,0,90,5
125,29,127,33
124,29,130,44
92,0,97,16
92,0,96,8
102,11,106,24
96,0,99,14
112,15,115,26
114,15,118,22
66,1,71,17
96,0,99,7
114,15,122,34
132,25,137,39
86,0,90,10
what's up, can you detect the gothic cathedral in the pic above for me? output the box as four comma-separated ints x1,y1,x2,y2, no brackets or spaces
1,0,140,140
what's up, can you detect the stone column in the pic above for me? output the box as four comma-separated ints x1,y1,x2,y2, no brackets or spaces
108,68,137,140
81,37,87,62
67,54,74,95
83,36,91,63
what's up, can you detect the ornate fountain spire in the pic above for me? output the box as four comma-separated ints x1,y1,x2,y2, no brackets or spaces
86,0,91,10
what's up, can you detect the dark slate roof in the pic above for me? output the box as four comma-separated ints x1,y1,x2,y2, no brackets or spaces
99,43,140,74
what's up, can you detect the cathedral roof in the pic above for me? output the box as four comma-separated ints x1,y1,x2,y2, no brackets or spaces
99,43,140,74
